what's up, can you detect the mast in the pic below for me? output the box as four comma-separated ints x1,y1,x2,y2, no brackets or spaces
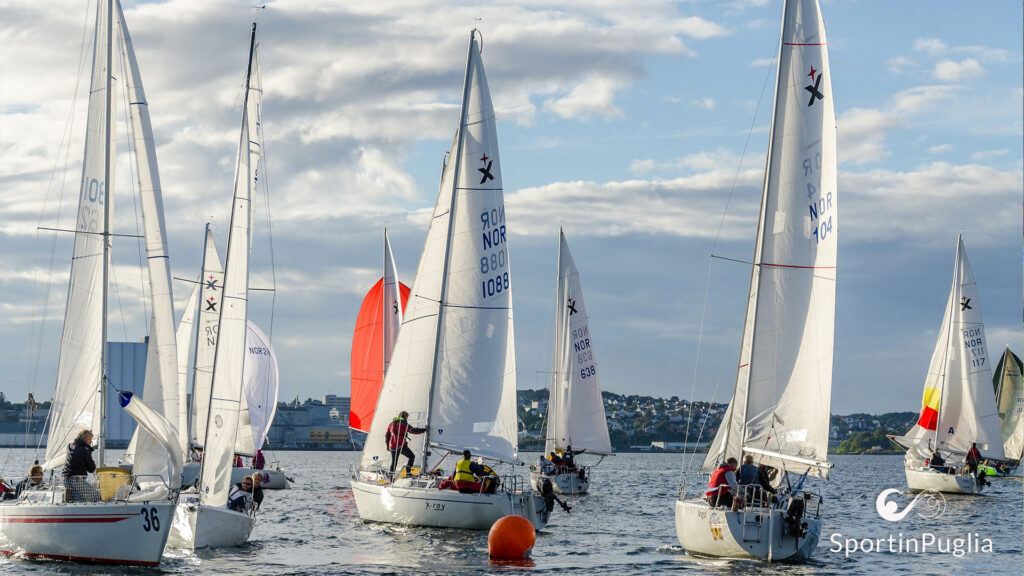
421,29,477,466
381,228,387,379
98,0,115,466
547,228,565,452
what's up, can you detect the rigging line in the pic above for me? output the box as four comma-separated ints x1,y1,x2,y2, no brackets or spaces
254,47,278,343
37,226,143,238
708,43,777,254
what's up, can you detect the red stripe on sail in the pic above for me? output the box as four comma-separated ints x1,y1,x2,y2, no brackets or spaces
917,407,938,431
349,278,410,432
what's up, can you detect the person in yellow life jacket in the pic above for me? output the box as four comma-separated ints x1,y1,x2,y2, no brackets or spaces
454,450,487,494
705,457,743,511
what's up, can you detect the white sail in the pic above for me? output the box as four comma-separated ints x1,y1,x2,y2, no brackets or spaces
175,275,200,453
190,227,224,447
116,0,182,481
899,236,1004,462
199,35,261,508
44,0,116,470
118,392,183,489
235,321,278,454
383,228,403,372
360,31,518,470
703,0,837,479
545,230,612,455
994,347,1024,461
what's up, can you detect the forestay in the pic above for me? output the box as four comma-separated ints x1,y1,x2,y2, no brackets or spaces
545,230,612,456
898,236,1004,462
360,31,518,471
703,0,837,479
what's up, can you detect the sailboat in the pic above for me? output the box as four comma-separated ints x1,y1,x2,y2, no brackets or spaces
891,235,1004,493
984,347,1024,475
167,21,264,549
349,229,410,450
530,229,613,495
350,30,550,531
177,225,287,489
0,0,182,565
675,0,837,562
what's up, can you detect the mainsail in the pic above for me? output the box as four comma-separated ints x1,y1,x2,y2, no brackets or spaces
45,0,115,470
190,227,225,448
359,30,519,470
703,0,837,479
545,230,612,456
350,231,410,434
199,25,261,507
993,347,1024,462
897,236,1005,463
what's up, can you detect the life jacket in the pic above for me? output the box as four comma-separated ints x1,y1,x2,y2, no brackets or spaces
454,459,476,483
705,464,733,498
386,418,409,450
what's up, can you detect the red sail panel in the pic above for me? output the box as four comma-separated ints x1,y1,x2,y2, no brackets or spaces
349,278,410,432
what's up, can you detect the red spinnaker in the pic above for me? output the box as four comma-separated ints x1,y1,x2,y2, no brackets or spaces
349,278,410,433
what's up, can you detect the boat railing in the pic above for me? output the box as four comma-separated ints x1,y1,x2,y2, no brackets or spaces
9,470,178,505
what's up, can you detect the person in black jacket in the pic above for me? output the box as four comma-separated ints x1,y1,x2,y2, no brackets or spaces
63,429,100,502
249,473,265,511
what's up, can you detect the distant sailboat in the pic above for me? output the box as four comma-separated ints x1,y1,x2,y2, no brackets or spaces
675,0,837,562
0,0,182,565
350,230,410,450
892,235,1004,493
986,347,1024,474
530,229,613,495
350,30,550,530
168,21,264,549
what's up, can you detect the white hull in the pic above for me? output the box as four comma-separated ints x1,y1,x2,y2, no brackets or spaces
675,498,820,562
0,500,176,566
351,473,549,530
232,467,289,489
530,470,589,495
906,467,983,494
168,498,255,549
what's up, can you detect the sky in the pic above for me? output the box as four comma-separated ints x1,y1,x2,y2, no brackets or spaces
0,0,1021,417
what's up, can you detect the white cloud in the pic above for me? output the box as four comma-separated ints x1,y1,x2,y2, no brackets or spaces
886,56,917,75
927,144,953,154
545,76,627,119
750,57,773,68
933,58,985,82
914,38,948,56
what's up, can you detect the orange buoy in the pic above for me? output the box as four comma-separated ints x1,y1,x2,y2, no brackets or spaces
488,515,536,559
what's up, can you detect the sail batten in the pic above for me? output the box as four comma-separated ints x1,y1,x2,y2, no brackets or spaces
703,0,837,480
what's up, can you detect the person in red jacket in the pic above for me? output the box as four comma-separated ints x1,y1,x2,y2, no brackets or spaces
705,457,743,511
965,442,981,476
386,411,427,477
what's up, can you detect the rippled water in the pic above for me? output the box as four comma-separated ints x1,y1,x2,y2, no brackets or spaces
0,449,1020,574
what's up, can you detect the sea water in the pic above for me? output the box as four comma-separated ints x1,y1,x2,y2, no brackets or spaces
0,449,1019,574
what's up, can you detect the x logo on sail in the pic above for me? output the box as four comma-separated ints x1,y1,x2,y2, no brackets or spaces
567,298,578,315
960,296,972,311
206,275,219,291
206,298,217,312
478,160,495,184
804,66,824,107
